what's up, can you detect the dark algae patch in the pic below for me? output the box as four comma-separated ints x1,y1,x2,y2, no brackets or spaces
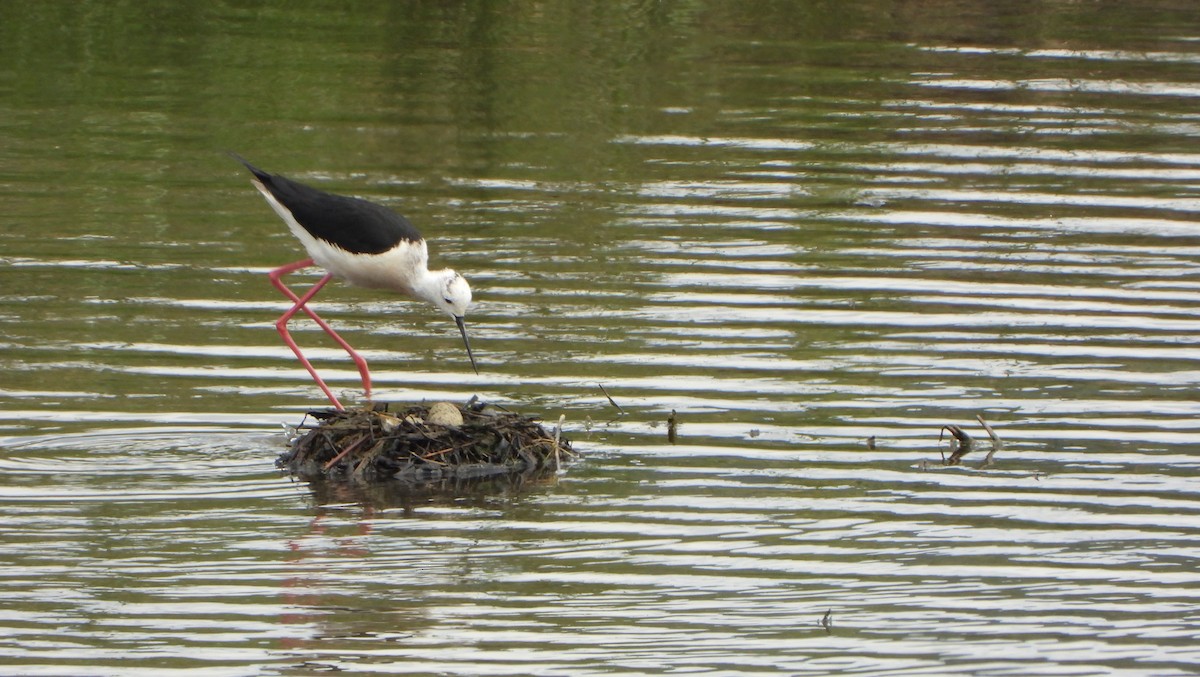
278,399,575,485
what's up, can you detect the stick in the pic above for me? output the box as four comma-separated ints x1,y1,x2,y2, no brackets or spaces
419,447,455,461
553,414,565,471
940,425,973,466
322,434,369,471
598,383,627,415
976,415,1003,469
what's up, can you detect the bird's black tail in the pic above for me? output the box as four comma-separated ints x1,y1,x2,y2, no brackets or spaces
226,151,271,182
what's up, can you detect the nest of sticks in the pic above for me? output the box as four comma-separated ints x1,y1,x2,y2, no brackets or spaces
277,399,575,485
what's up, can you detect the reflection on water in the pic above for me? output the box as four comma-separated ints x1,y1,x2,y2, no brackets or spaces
3,1,1200,674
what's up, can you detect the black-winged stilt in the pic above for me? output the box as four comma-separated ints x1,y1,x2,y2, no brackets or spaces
232,154,477,410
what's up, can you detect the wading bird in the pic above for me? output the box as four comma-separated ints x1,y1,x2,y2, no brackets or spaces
232,154,477,410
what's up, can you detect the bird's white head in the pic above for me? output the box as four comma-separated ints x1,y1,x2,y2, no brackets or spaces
430,269,472,319
418,269,478,374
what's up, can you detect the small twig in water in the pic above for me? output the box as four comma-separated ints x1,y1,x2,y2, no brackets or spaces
667,410,678,444
976,415,1003,469
598,383,626,415
940,425,973,466
820,609,833,633
552,414,565,472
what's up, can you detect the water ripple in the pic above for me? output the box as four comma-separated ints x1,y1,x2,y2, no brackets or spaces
4,11,1200,675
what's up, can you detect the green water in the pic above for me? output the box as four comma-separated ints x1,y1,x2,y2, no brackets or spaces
3,2,1200,675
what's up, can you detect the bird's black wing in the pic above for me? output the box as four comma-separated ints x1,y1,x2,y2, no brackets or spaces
232,153,422,255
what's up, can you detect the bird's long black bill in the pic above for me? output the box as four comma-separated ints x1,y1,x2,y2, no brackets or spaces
455,315,479,375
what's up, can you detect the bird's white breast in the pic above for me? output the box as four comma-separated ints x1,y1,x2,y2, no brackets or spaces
307,232,429,294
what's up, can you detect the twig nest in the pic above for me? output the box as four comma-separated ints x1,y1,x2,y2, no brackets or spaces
278,400,576,485
426,401,464,427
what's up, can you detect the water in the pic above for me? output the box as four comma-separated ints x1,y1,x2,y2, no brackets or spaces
3,1,1200,674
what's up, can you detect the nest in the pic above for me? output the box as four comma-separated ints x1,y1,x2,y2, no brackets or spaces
277,400,575,485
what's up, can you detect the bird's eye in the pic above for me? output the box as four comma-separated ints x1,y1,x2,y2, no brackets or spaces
443,297,453,304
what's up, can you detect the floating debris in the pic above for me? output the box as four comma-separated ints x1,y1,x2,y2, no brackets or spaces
976,415,1003,469
278,401,576,484
931,416,1004,470
667,409,678,444
940,424,973,465
597,383,626,415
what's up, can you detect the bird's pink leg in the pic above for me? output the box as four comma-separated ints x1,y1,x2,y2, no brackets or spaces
268,259,373,409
